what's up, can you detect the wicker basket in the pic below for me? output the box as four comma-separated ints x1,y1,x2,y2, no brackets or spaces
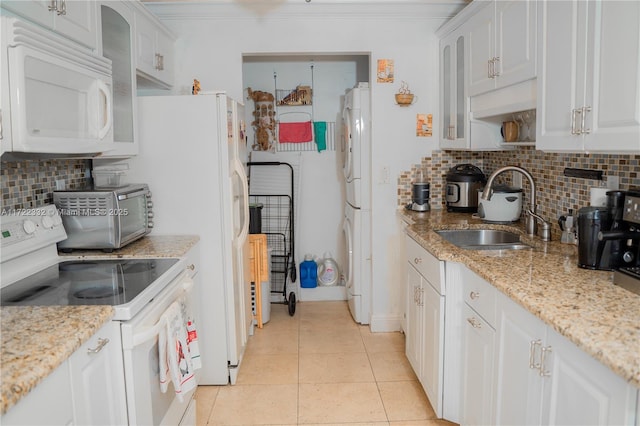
395,93,414,105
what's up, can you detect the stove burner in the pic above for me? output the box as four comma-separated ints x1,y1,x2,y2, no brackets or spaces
73,285,124,300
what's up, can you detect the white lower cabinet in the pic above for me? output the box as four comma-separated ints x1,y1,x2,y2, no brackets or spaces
69,321,128,425
494,290,638,426
0,361,74,425
405,235,460,421
459,264,496,426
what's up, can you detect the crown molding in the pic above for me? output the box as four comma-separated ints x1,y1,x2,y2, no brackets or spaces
141,0,469,21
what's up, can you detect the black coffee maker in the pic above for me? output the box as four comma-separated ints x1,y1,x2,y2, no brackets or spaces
578,190,640,270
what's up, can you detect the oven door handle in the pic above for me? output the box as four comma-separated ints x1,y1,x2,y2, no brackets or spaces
131,272,194,348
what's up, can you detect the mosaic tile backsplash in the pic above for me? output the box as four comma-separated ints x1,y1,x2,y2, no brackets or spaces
398,148,640,240
1,159,91,209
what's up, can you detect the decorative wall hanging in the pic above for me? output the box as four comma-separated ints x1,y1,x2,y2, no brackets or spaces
417,114,433,137
247,87,276,152
395,80,416,106
377,59,394,83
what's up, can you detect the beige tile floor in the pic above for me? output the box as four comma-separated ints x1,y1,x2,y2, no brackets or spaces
196,300,457,426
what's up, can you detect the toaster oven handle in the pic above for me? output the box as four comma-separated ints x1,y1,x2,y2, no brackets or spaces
117,188,149,200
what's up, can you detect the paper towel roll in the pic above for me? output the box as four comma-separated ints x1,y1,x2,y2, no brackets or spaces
590,187,609,206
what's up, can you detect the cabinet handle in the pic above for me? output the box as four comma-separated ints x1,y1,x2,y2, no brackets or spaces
493,57,500,77
419,288,424,307
469,291,480,300
449,125,455,140
87,338,109,354
56,0,66,16
571,108,582,135
48,0,57,12
539,345,552,377
413,257,422,264
529,339,541,369
156,53,165,71
466,317,482,329
581,106,592,134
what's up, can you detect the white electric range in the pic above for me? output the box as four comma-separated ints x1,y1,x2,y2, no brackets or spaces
0,205,198,425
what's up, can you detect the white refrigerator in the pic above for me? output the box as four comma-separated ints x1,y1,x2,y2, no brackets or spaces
125,93,252,385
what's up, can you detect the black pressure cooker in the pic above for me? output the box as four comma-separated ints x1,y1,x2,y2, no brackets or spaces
445,164,486,212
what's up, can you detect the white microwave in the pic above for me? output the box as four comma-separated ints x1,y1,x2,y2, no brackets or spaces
1,17,114,155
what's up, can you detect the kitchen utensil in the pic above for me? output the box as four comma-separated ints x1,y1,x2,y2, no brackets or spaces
501,121,519,142
445,164,486,212
476,185,523,223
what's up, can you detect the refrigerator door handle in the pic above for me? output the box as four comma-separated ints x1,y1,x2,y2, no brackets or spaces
234,160,250,244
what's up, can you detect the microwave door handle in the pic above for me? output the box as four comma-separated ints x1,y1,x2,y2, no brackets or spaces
96,80,112,140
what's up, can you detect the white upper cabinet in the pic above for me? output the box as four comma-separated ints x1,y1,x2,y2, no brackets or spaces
440,30,469,149
468,0,536,97
98,1,138,157
1,0,98,49
537,0,640,153
135,9,175,89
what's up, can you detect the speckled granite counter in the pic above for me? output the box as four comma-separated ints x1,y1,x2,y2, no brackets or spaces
399,209,640,388
1,235,200,415
1,306,113,415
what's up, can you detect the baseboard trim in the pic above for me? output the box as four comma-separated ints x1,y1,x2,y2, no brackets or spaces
369,313,403,332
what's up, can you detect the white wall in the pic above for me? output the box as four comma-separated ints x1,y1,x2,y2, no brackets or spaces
149,1,458,330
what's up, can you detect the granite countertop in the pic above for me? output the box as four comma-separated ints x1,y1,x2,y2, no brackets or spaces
400,208,640,388
0,235,200,415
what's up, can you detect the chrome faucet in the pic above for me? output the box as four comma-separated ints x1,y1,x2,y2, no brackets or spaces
481,165,551,241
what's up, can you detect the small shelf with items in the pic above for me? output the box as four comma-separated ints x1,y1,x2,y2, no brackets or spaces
276,85,312,106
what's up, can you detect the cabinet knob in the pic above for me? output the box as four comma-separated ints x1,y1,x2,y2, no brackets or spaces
413,257,422,264
470,291,480,300
187,264,195,271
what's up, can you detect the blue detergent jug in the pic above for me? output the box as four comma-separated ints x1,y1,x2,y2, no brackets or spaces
300,255,317,288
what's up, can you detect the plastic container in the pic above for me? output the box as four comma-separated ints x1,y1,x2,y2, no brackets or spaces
317,253,339,286
300,254,317,288
93,170,126,188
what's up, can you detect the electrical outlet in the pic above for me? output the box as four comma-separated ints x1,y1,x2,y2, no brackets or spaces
606,175,619,189
512,172,523,189
380,166,390,184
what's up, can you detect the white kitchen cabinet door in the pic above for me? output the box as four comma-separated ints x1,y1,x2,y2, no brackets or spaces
135,8,175,89
98,2,138,158
467,3,495,97
495,0,536,90
468,1,536,97
541,327,638,426
420,279,444,417
494,292,546,426
1,0,97,49
460,303,495,426
405,263,423,379
440,30,469,149
535,0,585,152
583,0,640,152
69,321,128,426
537,0,640,153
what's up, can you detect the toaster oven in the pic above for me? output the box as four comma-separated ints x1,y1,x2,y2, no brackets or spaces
54,184,153,251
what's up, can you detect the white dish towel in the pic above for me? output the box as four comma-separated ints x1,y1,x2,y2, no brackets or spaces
158,300,199,402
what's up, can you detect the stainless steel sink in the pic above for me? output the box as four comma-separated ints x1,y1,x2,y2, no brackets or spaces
435,229,532,250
